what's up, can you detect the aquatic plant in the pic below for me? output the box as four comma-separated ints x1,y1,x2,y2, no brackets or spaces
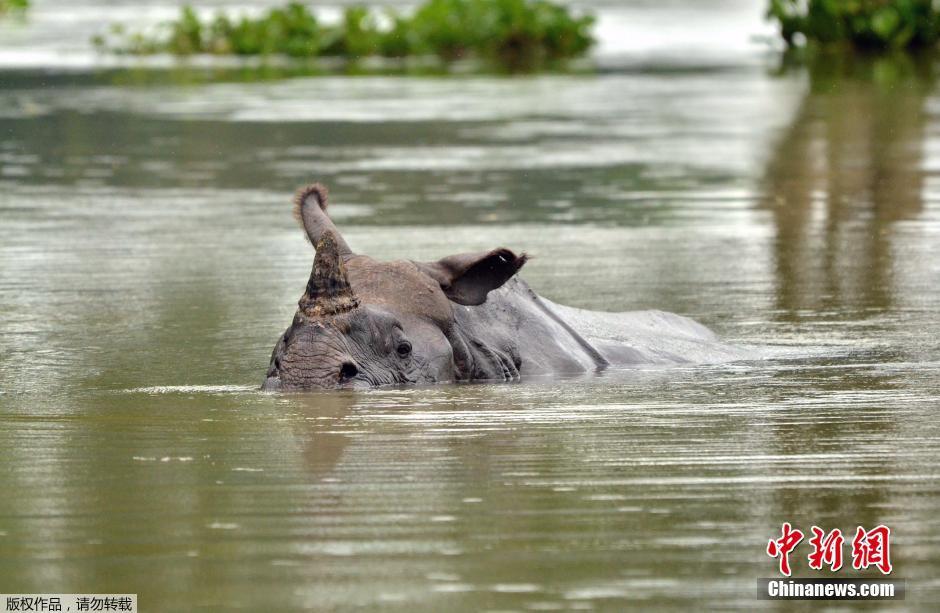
210,3,322,56
768,0,940,50
408,0,595,65
95,0,594,70
0,0,29,13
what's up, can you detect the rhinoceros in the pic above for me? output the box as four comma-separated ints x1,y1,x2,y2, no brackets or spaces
262,184,742,391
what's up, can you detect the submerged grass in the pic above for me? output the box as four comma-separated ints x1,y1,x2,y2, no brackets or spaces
94,0,595,71
768,0,940,51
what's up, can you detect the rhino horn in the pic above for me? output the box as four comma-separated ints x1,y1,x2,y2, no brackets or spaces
299,231,360,317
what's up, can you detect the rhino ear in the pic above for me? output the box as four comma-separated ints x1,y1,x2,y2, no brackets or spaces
416,248,528,306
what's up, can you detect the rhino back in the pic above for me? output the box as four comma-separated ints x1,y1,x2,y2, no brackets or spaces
452,277,602,376
542,300,753,365
460,278,752,375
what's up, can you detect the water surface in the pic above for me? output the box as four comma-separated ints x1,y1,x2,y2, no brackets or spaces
1,2,939,610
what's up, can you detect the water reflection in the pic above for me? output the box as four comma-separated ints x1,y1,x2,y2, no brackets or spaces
755,55,939,554
291,393,356,479
762,53,933,318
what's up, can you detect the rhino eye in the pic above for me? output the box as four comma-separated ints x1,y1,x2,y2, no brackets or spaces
396,340,412,358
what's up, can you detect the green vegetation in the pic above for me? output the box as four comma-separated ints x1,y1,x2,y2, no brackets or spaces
768,0,940,50
95,0,595,70
0,0,29,13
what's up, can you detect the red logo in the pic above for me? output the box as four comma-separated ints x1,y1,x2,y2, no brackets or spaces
808,526,844,571
852,525,892,575
766,522,804,576
767,523,892,576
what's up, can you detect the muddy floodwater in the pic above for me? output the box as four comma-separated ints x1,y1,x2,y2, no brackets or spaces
1,1,940,610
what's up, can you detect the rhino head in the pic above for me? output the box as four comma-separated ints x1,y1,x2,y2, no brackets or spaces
262,184,527,391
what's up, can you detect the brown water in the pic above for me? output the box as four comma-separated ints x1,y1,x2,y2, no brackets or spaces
2,3,940,611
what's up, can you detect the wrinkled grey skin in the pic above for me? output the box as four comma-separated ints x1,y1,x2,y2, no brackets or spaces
263,184,737,391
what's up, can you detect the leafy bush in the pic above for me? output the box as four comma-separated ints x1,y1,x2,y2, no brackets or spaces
319,6,382,57
768,0,940,50
0,0,29,13
408,0,594,65
209,3,321,56
96,0,595,70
